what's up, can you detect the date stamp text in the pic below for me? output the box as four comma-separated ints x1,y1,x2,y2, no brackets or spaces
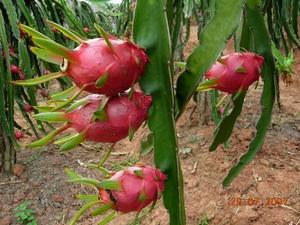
228,197,288,206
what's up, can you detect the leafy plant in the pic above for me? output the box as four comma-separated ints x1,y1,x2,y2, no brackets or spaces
0,0,129,173
198,215,209,225
85,0,132,36
14,201,38,225
272,43,295,86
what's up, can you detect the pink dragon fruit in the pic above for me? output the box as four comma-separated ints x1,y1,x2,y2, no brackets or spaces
202,52,264,94
15,131,24,140
15,23,148,96
65,91,151,143
65,38,148,95
11,64,21,74
9,47,16,57
24,104,34,113
11,65,25,80
83,27,90,33
99,165,166,213
29,91,152,149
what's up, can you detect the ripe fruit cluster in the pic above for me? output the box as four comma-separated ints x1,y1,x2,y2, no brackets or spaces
13,22,166,216
14,22,152,149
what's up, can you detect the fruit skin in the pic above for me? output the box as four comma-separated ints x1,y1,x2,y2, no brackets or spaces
83,27,90,33
99,166,166,213
11,65,25,80
67,38,148,96
205,52,264,94
24,104,34,113
11,64,21,74
15,131,24,140
65,91,152,143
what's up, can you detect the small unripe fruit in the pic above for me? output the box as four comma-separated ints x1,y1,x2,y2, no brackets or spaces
11,65,25,80
11,64,21,74
24,104,34,113
15,131,24,140
83,27,90,33
9,47,16,57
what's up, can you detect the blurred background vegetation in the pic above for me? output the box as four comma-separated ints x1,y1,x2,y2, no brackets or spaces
0,0,131,173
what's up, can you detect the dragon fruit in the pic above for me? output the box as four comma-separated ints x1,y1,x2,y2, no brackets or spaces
65,38,148,95
24,104,34,113
83,27,90,33
15,131,24,140
14,23,148,96
99,165,166,213
11,65,25,80
11,64,21,74
29,91,152,149
199,52,264,94
65,92,151,143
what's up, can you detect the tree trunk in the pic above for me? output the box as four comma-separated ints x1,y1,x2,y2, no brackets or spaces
196,92,211,125
0,127,15,174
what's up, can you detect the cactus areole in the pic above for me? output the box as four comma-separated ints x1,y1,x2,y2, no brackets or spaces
99,166,166,213
200,52,264,94
66,38,148,95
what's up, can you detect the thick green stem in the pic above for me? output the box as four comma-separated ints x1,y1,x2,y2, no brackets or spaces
223,0,276,187
133,1,186,224
0,10,16,174
0,127,15,173
175,0,246,117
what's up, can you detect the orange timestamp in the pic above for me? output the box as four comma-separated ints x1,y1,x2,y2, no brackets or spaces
228,197,288,206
